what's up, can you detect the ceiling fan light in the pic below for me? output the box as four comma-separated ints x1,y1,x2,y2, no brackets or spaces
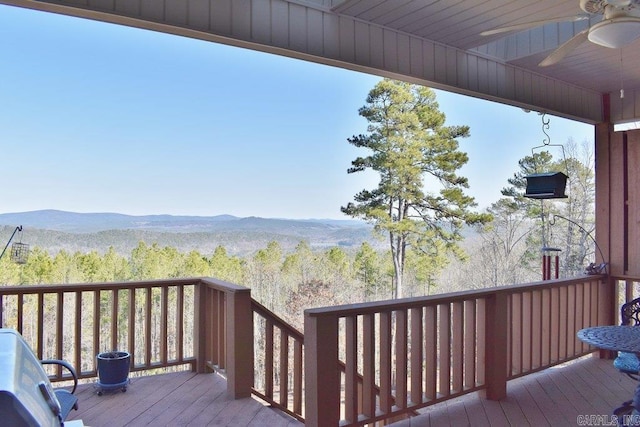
588,17,640,48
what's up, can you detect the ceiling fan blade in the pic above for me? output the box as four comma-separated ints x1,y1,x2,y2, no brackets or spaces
538,29,589,66
480,15,588,36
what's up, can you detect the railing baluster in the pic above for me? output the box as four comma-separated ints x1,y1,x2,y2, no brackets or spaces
293,338,303,415
541,289,551,366
145,287,152,366
160,285,168,365
550,287,560,363
424,305,436,400
279,329,289,408
93,290,99,367
56,292,63,375
128,288,136,367
476,298,486,386
75,291,82,374
362,313,375,417
395,309,408,409
379,311,392,414
531,290,542,369
111,288,118,351
265,317,274,399
559,285,568,359
177,285,184,362
345,315,358,423
464,300,476,389
438,304,450,397
218,291,226,369
410,307,423,405
17,294,23,335
37,293,44,359
452,301,463,393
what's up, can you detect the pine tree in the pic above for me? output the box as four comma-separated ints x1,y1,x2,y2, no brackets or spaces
342,79,490,298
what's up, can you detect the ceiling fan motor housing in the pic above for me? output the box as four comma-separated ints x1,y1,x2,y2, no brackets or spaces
580,0,639,15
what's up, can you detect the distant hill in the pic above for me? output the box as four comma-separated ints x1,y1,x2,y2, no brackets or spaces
0,210,378,256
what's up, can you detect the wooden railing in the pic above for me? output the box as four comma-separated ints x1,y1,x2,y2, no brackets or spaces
0,274,621,426
303,275,612,426
612,275,640,307
0,276,300,412
252,299,305,422
0,277,254,399
0,279,199,380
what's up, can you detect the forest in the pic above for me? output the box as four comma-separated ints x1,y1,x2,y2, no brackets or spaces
0,136,595,334
0,81,597,360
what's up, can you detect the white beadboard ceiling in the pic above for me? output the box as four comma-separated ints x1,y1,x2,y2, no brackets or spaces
2,0,640,124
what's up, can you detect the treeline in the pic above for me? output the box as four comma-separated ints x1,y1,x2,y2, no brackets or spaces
0,240,402,330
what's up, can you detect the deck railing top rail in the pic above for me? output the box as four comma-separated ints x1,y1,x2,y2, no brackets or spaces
305,274,607,317
0,277,249,294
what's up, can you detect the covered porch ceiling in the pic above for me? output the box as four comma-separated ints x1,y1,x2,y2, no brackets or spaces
3,0,639,124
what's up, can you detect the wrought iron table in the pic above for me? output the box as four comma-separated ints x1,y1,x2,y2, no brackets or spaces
578,326,640,426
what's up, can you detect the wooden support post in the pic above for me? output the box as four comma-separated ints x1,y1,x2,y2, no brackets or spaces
193,283,209,373
304,311,339,427
598,276,617,359
484,293,508,400
226,288,253,399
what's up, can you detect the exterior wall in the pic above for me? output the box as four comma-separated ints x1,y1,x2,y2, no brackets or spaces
596,125,640,276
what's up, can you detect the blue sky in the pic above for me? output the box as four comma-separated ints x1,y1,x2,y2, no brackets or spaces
0,5,594,220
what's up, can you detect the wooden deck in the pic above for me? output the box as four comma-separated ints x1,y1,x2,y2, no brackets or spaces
65,355,635,426
392,355,636,426
66,370,302,427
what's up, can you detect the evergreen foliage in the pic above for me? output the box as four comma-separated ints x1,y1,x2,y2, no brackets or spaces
342,79,491,298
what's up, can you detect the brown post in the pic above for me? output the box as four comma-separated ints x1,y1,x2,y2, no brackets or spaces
484,292,508,400
304,311,340,427
225,288,253,399
193,283,209,373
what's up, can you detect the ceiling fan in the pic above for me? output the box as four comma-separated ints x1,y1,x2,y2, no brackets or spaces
481,0,640,66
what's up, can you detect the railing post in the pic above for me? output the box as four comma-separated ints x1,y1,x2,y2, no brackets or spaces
305,311,339,427
598,276,617,359
484,292,508,400
225,288,253,399
600,276,616,326
193,282,209,373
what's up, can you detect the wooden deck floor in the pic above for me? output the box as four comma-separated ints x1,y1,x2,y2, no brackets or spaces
392,355,636,426
66,370,302,427
65,355,635,426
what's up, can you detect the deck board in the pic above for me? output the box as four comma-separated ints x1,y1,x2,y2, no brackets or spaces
65,356,635,426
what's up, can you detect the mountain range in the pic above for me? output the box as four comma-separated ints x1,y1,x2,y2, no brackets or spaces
0,210,378,256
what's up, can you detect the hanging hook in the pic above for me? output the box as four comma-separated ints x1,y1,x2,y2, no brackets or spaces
530,112,569,176
541,112,551,146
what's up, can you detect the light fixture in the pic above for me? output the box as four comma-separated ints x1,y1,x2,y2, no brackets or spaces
588,17,640,48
